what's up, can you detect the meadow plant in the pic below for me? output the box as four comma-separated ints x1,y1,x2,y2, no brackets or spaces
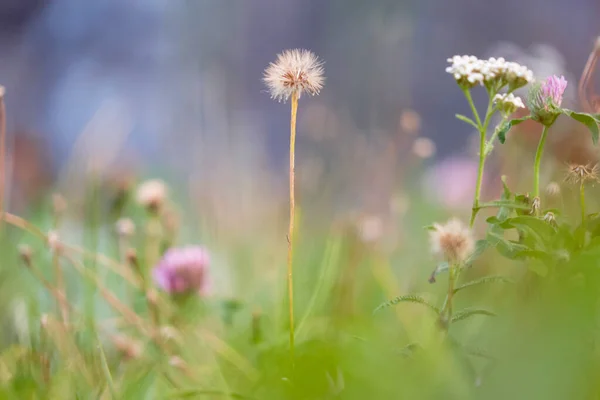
263,49,324,360
3,41,600,399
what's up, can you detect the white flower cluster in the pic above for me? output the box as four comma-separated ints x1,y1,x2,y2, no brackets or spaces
493,92,525,115
446,55,534,90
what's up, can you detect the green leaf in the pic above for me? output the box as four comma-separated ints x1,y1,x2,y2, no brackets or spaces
451,309,496,323
455,113,479,129
498,116,531,144
465,239,490,266
504,216,557,243
478,201,530,210
453,275,513,293
527,259,549,277
373,294,440,314
169,390,256,399
562,109,600,144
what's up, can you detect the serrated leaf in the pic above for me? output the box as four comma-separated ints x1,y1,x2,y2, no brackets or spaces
497,116,531,144
453,275,513,293
451,309,496,323
373,294,440,314
455,113,479,129
562,109,600,144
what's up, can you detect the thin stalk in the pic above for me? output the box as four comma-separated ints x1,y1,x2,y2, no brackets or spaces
440,264,457,331
465,91,496,227
533,125,549,202
287,91,298,362
580,183,586,226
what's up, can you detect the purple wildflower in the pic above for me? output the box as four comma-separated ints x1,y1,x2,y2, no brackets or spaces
540,75,567,108
527,75,568,126
152,246,211,295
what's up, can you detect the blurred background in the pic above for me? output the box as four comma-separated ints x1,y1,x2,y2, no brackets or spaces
0,0,599,231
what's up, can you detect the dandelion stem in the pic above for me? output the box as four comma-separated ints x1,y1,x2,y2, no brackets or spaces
580,183,586,226
533,125,549,202
287,91,298,362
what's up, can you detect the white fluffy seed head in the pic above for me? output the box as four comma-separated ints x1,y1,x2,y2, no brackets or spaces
263,49,325,102
429,218,475,265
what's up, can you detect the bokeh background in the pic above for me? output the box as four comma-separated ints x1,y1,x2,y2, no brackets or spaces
2,0,599,195
0,3,600,398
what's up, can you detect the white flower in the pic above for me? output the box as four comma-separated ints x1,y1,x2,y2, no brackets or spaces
493,92,525,115
263,49,325,102
446,55,533,90
429,218,475,264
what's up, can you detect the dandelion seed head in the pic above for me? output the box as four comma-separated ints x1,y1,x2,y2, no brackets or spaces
565,163,599,185
153,246,211,296
429,218,475,264
263,49,325,102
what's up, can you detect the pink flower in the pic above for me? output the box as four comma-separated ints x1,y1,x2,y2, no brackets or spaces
540,75,567,108
527,75,567,126
153,246,211,295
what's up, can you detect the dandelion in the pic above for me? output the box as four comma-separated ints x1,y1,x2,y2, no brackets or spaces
429,218,475,265
565,164,598,225
527,75,568,126
264,49,325,359
136,179,167,212
493,93,525,116
152,246,211,296
565,163,599,185
263,49,324,102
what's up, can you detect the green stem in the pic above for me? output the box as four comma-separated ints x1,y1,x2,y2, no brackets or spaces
533,126,549,202
485,116,509,155
466,91,496,227
441,264,458,331
580,183,586,226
